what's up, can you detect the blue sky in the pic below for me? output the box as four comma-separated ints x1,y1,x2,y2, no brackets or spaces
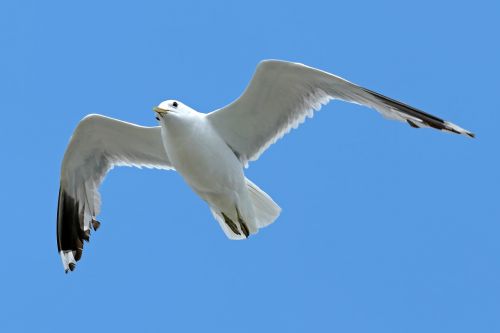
1,0,499,332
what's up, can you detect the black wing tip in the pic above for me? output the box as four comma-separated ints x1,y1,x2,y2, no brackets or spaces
443,122,476,139
81,220,101,243
406,120,420,128
443,126,476,139
57,188,83,251
64,262,77,274
83,230,91,242
58,187,102,273
92,219,101,231
460,130,475,139
362,87,475,139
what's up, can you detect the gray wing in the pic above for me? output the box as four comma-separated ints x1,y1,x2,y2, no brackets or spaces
57,114,173,272
207,60,474,165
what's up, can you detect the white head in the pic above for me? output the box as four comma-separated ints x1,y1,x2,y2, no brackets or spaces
153,100,195,121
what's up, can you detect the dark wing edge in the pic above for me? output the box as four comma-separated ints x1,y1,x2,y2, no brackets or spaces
360,87,475,138
57,187,101,272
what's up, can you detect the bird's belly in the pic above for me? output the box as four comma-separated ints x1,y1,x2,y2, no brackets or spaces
161,118,244,195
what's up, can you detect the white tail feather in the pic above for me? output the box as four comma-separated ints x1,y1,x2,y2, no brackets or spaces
209,179,281,240
245,178,281,228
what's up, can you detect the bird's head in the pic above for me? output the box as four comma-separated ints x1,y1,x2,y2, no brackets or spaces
153,100,194,121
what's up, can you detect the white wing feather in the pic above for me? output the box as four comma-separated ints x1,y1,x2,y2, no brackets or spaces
207,60,474,165
57,114,172,272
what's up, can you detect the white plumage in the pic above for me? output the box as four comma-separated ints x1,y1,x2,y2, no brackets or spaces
57,60,473,272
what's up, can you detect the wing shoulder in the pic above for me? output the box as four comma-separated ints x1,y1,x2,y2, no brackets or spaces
206,60,336,164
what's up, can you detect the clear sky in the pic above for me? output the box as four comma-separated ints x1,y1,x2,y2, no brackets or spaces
1,0,499,332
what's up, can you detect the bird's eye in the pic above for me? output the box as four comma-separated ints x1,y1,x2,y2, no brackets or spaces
172,101,178,108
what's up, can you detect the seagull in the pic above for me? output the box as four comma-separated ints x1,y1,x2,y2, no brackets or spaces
57,60,474,272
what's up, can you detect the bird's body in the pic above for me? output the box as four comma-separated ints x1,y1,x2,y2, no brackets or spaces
57,60,474,272
159,104,258,237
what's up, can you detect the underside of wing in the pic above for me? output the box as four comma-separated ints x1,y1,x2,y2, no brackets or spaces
57,114,173,272
207,60,474,166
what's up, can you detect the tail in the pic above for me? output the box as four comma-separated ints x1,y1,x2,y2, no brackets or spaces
210,179,281,240
245,178,281,229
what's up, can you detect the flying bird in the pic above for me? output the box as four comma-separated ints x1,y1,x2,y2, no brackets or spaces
57,60,474,272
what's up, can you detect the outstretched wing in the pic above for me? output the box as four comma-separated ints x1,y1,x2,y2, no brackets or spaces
207,60,474,165
57,114,172,272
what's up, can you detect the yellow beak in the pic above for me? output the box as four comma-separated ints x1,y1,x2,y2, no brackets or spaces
153,106,168,114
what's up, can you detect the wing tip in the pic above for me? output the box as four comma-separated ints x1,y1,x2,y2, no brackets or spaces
57,186,103,273
60,250,77,273
92,219,101,231
466,131,475,138
444,121,475,139
361,86,475,139
464,129,475,138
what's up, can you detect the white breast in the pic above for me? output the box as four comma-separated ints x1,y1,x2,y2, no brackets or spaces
159,112,245,194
